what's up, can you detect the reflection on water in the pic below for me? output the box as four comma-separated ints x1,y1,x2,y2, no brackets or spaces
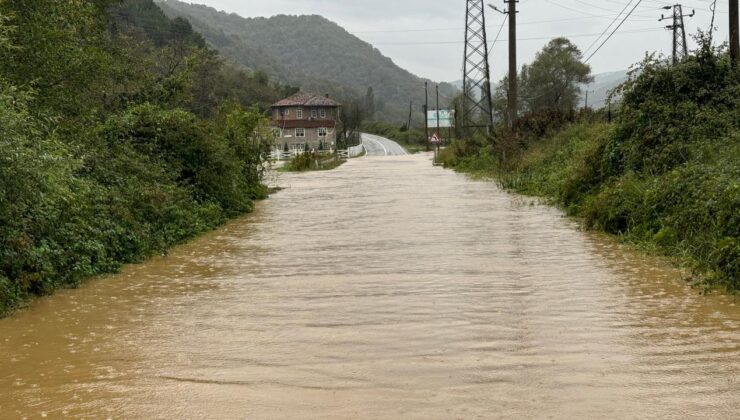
1,154,738,419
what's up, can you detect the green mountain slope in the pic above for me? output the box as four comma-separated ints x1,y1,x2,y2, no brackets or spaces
156,0,458,124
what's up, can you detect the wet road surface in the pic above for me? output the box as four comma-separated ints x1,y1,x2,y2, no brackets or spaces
361,133,408,156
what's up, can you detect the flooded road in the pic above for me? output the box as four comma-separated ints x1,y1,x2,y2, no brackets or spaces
1,154,739,419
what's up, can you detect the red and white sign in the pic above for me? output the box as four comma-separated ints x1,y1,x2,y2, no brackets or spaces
429,133,442,144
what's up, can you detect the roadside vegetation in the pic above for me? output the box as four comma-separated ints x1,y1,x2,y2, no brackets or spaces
0,0,289,315
438,35,739,292
282,152,347,172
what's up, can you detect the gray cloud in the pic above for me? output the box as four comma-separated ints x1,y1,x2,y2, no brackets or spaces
191,0,733,82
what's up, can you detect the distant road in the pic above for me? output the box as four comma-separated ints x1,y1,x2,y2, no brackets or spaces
360,133,408,156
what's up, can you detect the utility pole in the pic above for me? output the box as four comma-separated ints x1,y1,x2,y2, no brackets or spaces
660,5,694,65
454,101,460,139
731,0,739,66
424,81,429,151
462,0,494,137
585,90,589,110
506,0,517,125
489,1,517,126
436,84,441,149
435,85,440,135
407,98,413,131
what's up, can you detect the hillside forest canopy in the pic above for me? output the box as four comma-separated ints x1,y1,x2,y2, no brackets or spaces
155,0,460,125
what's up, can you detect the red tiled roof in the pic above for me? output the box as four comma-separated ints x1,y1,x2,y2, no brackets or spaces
270,120,337,129
272,92,341,108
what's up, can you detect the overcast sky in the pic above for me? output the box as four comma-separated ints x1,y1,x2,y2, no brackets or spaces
189,0,732,82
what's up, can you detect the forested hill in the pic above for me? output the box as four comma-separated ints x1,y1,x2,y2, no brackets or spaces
155,0,459,124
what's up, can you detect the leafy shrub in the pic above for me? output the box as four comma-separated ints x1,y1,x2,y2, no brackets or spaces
285,152,317,172
0,82,81,308
605,35,739,177
99,104,254,215
284,151,343,172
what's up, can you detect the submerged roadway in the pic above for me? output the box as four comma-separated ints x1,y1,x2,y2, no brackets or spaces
1,140,739,419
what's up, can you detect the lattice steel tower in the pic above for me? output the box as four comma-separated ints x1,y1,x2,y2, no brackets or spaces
660,5,694,65
462,0,494,136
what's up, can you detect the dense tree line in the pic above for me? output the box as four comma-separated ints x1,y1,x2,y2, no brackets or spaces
0,0,285,314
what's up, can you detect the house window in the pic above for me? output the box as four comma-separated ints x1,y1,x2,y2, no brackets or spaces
320,109,327,118
318,127,328,137
283,108,290,116
296,109,303,119
272,128,281,138
311,109,318,119
295,128,306,138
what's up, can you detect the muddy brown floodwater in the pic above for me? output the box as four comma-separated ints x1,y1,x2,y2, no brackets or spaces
1,154,739,419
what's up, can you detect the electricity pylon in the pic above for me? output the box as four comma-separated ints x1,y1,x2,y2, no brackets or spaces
659,4,695,65
462,0,494,137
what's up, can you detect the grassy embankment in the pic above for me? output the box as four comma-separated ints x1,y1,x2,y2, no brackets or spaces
438,45,739,293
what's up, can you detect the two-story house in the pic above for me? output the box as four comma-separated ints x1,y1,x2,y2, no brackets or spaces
270,92,341,151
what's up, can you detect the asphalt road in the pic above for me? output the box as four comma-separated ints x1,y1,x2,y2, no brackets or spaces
361,133,408,156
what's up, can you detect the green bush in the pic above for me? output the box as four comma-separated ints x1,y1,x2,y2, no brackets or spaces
605,36,739,177
284,151,343,172
98,103,274,215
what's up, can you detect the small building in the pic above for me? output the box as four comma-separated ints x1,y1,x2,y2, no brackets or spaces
270,92,341,151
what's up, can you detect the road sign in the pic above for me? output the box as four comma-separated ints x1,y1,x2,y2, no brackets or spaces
427,110,455,128
429,133,442,144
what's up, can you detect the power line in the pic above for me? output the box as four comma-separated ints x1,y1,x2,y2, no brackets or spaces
640,0,726,12
350,12,657,35
571,0,657,15
545,0,613,17
488,14,508,55
371,27,664,46
583,1,636,57
545,0,654,19
585,0,646,63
